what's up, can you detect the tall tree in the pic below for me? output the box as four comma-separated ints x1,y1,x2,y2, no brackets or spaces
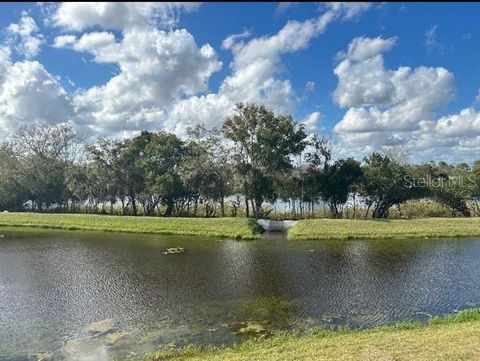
223,103,307,218
321,158,362,218
8,123,80,211
141,132,186,216
183,125,233,217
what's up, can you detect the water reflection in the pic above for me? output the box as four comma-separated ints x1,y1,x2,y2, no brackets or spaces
1,229,480,360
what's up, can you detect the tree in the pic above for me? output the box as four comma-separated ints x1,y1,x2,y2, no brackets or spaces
0,144,28,210
182,125,233,217
361,152,419,218
141,132,186,216
410,161,472,217
84,138,125,214
301,133,332,217
222,103,307,218
8,123,80,211
321,158,362,218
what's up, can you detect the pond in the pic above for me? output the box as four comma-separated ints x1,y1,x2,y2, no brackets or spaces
1,228,480,360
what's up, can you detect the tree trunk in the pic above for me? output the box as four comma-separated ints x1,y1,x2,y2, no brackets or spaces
220,197,225,217
165,199,174,216
254,197,262,219
365,203,372,219
352,194,356,219
245,197,249,218
372,202,390,219
130,195,137,216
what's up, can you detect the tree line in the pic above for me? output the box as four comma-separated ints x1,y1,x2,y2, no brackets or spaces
1,103,480,219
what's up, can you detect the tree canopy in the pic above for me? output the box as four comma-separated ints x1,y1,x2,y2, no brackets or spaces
0,103,479,220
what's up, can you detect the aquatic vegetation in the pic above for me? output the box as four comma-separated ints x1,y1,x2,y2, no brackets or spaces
31,351,54,361
235,322,267,336
145,308,480,361
86,318,115,335
163,247,185,255
104,331,129,346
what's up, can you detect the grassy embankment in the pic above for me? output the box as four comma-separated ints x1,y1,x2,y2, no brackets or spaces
0,212,261,239
288,217,480,240
1,213,480,241
146,309,480,361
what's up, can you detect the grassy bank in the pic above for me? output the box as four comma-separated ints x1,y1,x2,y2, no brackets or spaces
147,309,480,361
0,213,262,239
288,217,480,240
2,213,480,241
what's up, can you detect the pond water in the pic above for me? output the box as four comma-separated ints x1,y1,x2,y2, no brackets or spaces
1,228,480,360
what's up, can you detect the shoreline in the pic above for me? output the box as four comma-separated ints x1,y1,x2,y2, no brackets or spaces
145,308,480,360
288,217,480,240
1,213,480,241
0,212,262,240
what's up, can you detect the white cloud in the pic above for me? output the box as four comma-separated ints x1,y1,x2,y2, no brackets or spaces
425,24,445,54
2,2,372,140
0,58,74,134
302,112,322,132
53,34,76,48
436,108,480,137
6,13,44,59
323,2,372,21
475,89,480,104
0,47,11,85
52,2,200,31
338,35,396,61
167,3,373,135
222,29,251,50
330,35,480,162
333,36,454,134
275,2,297,15
68,28,222,136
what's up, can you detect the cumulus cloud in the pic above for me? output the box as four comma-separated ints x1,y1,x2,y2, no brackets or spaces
6,13,44,58
302,112,322,132
338,36,396,62
167,3,373,134
52,34,76,48
333,36,455,134
2,2,373,139
331,35,480,162
221,29,252,50
0,55,74,134
436,108,480,137
52,2,200,31
66,28,222,136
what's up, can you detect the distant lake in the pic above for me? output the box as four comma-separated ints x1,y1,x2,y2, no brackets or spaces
1,228,480,360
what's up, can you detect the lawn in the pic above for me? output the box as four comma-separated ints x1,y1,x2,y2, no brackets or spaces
288,217,480,240
0,212,262,239
146,309,480,361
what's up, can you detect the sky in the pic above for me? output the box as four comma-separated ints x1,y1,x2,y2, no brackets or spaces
1,2,480,163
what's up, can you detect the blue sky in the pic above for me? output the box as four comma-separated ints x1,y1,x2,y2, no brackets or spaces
1,2,480,162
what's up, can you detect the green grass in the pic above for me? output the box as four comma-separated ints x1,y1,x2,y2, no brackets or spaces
146,309,480,361
0,212,262,239
288,217,480,240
